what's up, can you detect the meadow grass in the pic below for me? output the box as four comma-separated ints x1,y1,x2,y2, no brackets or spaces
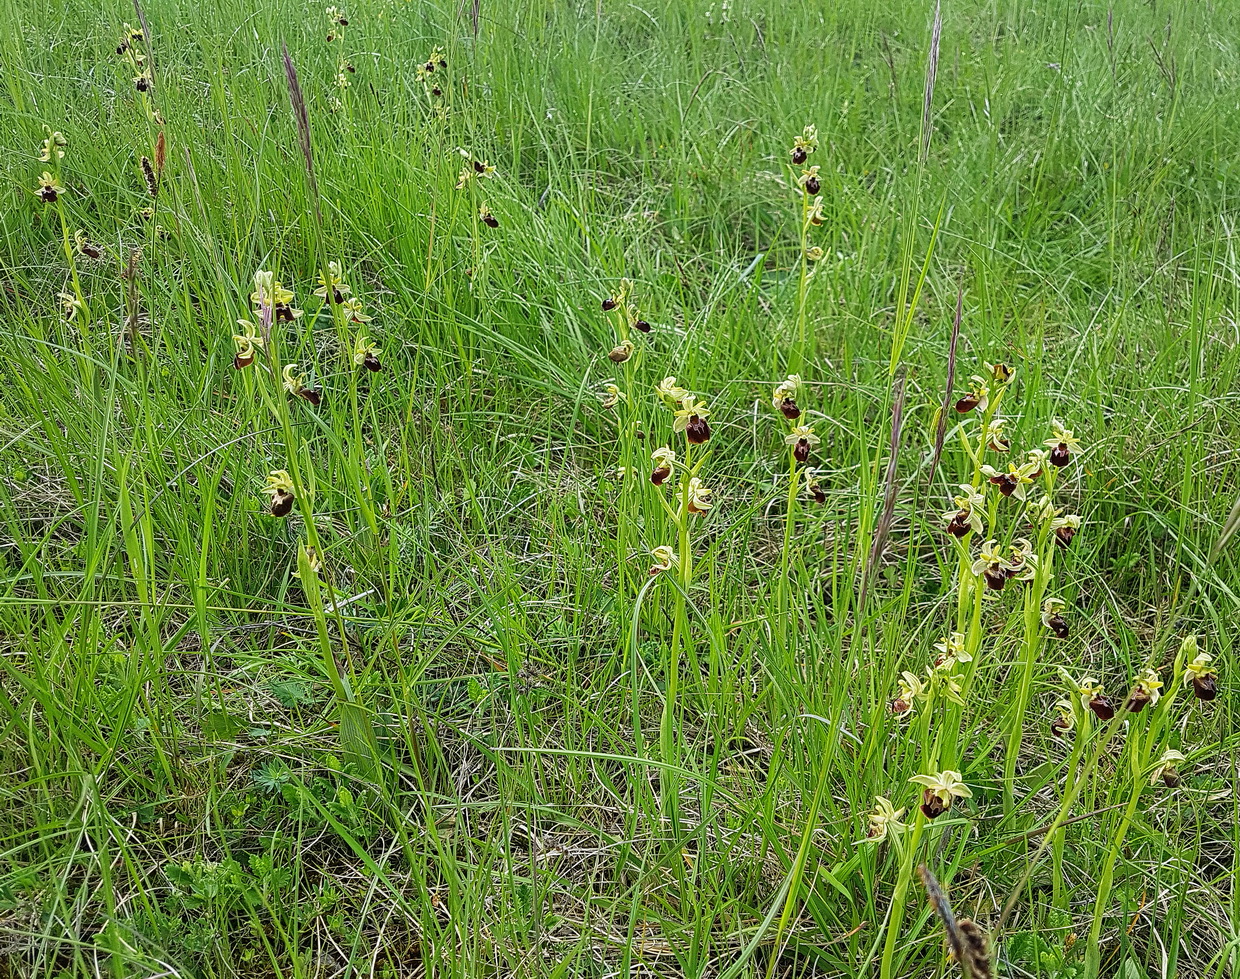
0,0,1239,976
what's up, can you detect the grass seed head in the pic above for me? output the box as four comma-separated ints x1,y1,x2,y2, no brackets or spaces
141,155,158,197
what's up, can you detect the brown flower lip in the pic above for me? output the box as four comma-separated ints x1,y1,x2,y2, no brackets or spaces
779,398,801,420
1161,768,1181,789
634,319,651,333
955,393,980,413
233,351,255,370
1192,674,1217,701
1088,694,1114,720
298,386,323,407
791,147,807,165
946,511,972,538
685,416,711,445
793,438,810,463
1124,688,1152,713
135,76,150,92
270,491,295,517
650,465,671,486
810,484,826,504
1046,614,1069,639
988,473,1017,497
982,565,1007,590
1054,525,1077,548
482,213,499,228
1049,443,1071,467
891,697,911,715
601,297,618,312
39,187,59,203
1050,716,1072,739
804,176,820,195
362,353,382,372
919,790,948,820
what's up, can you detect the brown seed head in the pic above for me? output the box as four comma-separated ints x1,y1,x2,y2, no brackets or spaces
141,155,158,197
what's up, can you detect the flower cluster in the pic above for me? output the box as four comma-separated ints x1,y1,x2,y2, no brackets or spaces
456,149,496,190
325,5,348,39
859,769,972,845
602,277,652,336
938,364,1086,602
39,129,67,164
788,125,826,263
234,265,383,380
770,374,826,505
118,22,152,94
644,379,716,521
324,7,356,89
1051,635,1218,798
969,536,1036,592
416,46,448,100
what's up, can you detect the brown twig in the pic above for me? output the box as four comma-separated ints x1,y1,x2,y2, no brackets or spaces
919,0,942,163
927,285,962,490
282,44,325,232
858,368,907,613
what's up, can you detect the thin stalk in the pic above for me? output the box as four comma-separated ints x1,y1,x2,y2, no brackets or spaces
776,451,799,650
879,813,926,979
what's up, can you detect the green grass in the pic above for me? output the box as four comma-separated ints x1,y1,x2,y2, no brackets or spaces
0,0,1238,976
